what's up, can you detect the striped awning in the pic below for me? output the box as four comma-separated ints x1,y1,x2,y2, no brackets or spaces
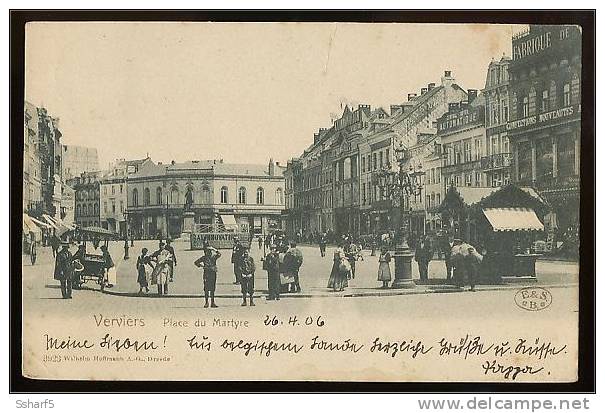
483,208,544,232
220,214,237,226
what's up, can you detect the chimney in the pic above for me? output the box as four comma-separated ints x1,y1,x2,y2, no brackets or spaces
407,93,418,101
171,160,175,165
467,89,478,104
268,158,275,176
421,88,428,95
390,105,403,116
441,70,454,87
314,133,320,144
428,82,436,90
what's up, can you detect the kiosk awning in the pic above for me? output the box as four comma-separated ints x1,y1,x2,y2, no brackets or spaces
483,208,544,232
220,214,237,226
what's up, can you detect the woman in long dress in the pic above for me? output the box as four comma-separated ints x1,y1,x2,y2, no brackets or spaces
377,245,392,288
327,243,349,292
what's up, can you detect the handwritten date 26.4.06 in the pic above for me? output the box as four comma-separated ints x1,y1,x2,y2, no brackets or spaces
263,314,325,327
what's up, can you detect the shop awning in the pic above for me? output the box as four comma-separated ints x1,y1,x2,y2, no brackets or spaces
29,215,52,229
42,214,59,230
220,214,237,226
23,214,42,234
483,208,544,232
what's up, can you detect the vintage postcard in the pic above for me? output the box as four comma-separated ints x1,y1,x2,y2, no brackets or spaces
20,21,583,383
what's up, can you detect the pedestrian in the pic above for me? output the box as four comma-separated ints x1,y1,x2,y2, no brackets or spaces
327,242,349,292
231,237,244,285
71,244,86,289
285,241,304,293
370,236,378,256
50,235,60,258
164,238,177,282
100,245,116,288
123,237,130,260
414,236,432,283
136,248,150,294
464,246,483,292
194,246,221,308
450,239,466,287
377,245,392,288
444,235,454,281
238,248,256,306
151,241,172,296
345,240,361,279
263,244,281,300
54,242,73,299
319,233,327,257
258,236,263,250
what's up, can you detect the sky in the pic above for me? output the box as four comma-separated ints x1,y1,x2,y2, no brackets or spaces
26,22,517,168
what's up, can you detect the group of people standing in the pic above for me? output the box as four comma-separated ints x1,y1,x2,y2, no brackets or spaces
135,239,177,296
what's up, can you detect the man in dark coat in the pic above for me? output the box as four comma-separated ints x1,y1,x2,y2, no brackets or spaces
54,243,73,299
263,244,281,300
194,246,221,308
164,238,177,282
238,248,256,306
231,238,244,285
285,241,304,293
319,233,327,257
414,236,432,283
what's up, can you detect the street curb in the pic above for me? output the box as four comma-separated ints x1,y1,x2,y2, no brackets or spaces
94,282,578,299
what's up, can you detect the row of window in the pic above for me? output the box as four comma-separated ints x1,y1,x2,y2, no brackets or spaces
103,200,125,215
361,148,391,173
76,203,98,217
102,184,124,196
515,77,578,119
131,186,284,207
443,138,484,166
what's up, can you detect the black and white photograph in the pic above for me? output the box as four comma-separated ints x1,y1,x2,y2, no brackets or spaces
12,13,593,388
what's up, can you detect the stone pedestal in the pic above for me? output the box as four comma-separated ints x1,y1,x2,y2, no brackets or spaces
181,211,195,241
391,241,416,289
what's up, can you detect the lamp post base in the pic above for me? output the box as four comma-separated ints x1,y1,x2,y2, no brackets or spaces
391,240,416,289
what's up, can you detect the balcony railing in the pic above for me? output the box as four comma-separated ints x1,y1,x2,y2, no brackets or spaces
481,153,513,170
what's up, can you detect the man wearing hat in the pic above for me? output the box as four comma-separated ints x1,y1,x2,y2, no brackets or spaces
238,248,256,306
231,237,244,285
54,242,74,299
262,244,281,300
194,245,221,308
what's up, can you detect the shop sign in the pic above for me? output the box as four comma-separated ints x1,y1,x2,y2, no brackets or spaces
507,105,579,132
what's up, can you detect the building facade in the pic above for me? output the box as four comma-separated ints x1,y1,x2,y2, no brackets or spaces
23,102,43,215
70,172,102,228
439,95,487,192
61,145,100,181
507,25,582,244
126,159,285,240
482,56,513,187
99,157,153,237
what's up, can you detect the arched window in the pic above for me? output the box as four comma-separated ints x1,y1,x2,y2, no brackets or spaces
238,187,247,204
144,188,150,206
256,187,264,205
220,186,228,204
132,188,139,207
156,187,162,205
201,185,211,204
81,204,87,216
170,187,179,204
76,205,81,217
276,188,283,205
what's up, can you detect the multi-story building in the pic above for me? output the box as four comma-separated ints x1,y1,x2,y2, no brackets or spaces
61,145,100,181
507,24,582,240
99,157,153,236
36,106,63,220
23,102,43,215
126,159,285,240
482,56,513,187
439,92,487,191
70,171,102,228
60,184,76,226
423,138,445,234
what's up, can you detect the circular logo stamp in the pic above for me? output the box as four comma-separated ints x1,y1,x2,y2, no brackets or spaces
515,287,552,311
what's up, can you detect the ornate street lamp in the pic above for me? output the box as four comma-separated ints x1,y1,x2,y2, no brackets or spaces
373,141,425,288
